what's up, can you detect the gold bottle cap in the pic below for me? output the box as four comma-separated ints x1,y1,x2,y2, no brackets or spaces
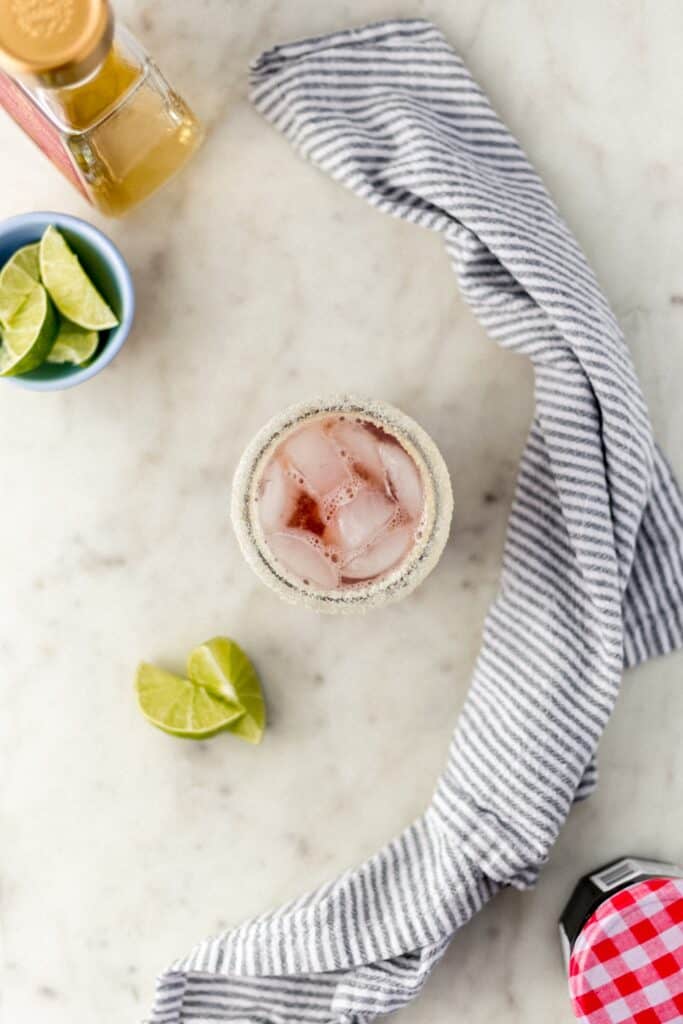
0,0,113,87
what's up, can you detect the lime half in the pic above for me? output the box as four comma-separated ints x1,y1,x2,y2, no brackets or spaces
136,663,245,740
39,225,118,330
188,638,266,744
0,258,39,324
48,319,99,365
0,283,58,376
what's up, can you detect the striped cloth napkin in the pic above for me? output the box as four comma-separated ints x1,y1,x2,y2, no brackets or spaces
149,19,683,1023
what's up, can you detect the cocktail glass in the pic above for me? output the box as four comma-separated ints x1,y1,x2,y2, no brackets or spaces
231,396,453,613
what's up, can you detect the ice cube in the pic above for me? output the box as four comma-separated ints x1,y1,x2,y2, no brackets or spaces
267,530,340,589
284,424,350,497
321,476,364,525
258,458,297,534
342,525,413,580
335,489,395,553
329,419,384,482
379,442,423,519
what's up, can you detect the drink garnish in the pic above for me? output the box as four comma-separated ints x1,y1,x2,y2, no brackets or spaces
0,226,120,374
187,638,266,745
48,321,99,365
0,267,58,376
136,637,265,743
39,225,118,330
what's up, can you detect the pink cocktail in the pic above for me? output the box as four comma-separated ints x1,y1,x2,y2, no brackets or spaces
258,415,425,589
232,397,453,613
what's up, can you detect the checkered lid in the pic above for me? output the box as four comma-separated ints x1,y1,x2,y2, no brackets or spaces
569,877,683,1023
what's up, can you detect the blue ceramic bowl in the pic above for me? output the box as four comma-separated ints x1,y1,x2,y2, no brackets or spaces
0,211,135,391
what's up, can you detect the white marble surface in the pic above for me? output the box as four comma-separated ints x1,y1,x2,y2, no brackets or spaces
2,2,683,1022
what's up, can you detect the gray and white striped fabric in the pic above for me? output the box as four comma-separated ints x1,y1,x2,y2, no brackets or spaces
149,19,683,1023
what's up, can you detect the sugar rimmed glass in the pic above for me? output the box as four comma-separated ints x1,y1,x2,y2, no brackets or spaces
232,396,453,614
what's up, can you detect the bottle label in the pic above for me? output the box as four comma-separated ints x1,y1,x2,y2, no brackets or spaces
0,71,88,198
589,857,641,893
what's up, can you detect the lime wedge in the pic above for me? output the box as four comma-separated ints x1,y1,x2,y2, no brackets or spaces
135,663,245,739
0,259,39,324
0,282,58,376
188,637,266,744
48,319,99,365
9,242,41,281
39,225,118,330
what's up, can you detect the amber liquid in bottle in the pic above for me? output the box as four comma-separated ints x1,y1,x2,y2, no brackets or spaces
39,29,203,216
0,8,203,218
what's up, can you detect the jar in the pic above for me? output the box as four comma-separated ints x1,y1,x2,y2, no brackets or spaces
560,857,683,1023
0,0,203,216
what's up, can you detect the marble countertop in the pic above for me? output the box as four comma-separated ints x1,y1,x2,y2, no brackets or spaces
3,2,683,1022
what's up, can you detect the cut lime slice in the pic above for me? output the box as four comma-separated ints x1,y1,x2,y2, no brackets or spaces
0,258,39,324
135,663,245,740
10,242,40,281
188,637,266,744
39,225,118,330
48,319,99,365
0,283,58,376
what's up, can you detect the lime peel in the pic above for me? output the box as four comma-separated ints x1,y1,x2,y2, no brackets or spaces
0,228,114,373
135,638,266,744
39,224,118,330
188,637,266,744
12,242,41,281
136,663,244,740
48,320,99,365
0,259,40,324
0,281,58,376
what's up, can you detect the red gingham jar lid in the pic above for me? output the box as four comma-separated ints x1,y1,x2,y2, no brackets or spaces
569,877,683,1023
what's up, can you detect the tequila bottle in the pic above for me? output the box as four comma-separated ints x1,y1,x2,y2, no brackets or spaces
0,1,203,216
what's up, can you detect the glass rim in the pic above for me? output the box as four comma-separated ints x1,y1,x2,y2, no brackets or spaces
231,395,454,614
